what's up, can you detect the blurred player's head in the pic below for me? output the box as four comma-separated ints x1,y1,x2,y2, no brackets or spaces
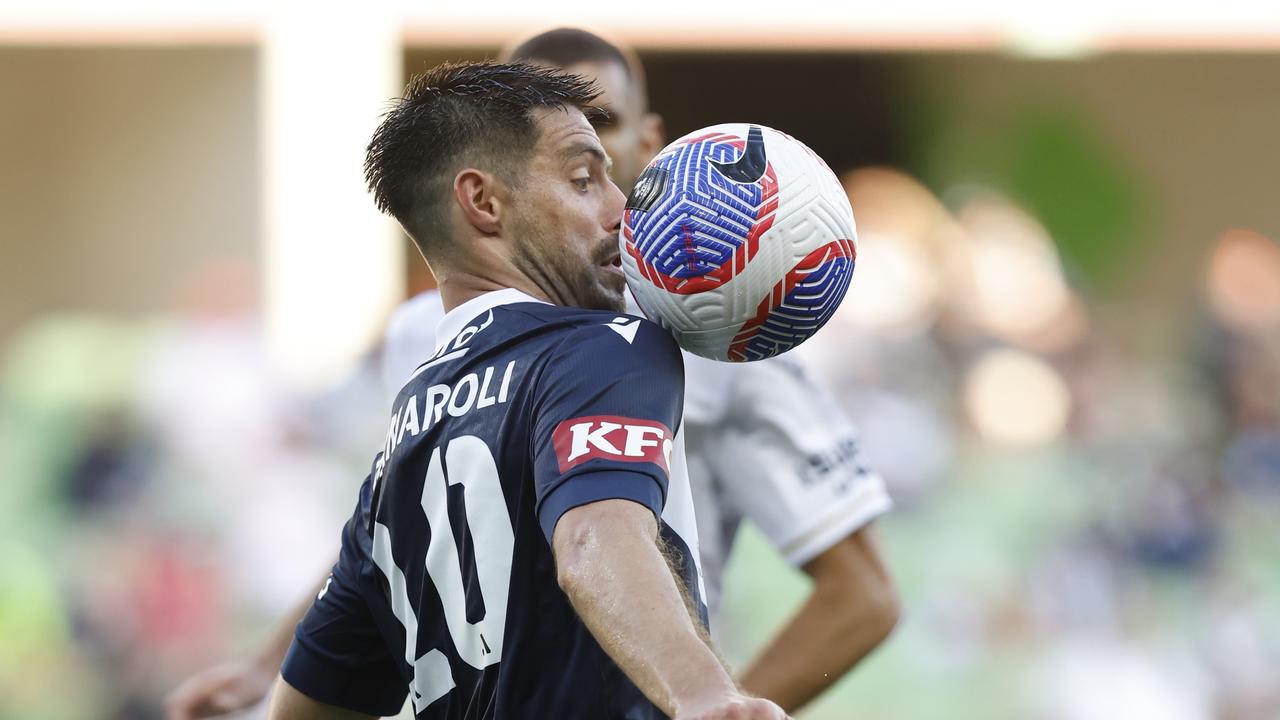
365,61,628,312
503,27,664,194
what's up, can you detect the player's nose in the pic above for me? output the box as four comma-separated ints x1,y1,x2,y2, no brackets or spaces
604,178,626,233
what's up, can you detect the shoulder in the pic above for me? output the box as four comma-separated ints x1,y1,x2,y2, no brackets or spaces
688,352,840,428
382,290,447,400
386,290,444,342
383,290,445,363
509,305,680,363
681,352,739,424
729,353,825,396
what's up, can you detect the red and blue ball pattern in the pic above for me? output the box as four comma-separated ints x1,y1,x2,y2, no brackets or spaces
623,130,779,294
623,124,856,362
726,237,856,361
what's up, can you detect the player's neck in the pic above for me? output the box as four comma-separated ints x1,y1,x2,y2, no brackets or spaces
431,234,558,313
436,273,554,314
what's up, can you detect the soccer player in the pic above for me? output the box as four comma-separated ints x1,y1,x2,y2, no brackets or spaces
168,31,895,720
264,61,786,720
376,30,898,714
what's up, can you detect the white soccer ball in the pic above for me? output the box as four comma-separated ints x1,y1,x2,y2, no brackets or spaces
620,123,857,362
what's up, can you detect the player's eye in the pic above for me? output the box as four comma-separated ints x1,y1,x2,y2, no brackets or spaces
572,177,591,192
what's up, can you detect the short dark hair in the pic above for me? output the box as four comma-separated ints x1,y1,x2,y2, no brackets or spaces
506,27,645,100
364,61,601,254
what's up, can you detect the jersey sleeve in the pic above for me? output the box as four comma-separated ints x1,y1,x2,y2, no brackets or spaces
701,355,892,566
531,317,685,542
281,474,409,717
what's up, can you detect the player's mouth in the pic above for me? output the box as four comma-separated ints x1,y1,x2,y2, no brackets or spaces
598,247,624,282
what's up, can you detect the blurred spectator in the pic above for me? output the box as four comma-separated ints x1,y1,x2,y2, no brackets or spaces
0,260,373,719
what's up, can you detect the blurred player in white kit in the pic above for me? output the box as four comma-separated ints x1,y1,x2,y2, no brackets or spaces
168,27,897,720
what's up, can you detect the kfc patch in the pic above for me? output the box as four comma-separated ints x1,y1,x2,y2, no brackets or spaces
553,415,674,473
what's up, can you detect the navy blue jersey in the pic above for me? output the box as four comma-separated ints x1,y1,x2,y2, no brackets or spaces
282,289,706,719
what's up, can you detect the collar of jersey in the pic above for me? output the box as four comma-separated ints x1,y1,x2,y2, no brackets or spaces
433,288,551,353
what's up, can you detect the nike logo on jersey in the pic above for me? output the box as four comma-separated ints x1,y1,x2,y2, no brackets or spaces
553,415,674,473
711,125,767,184
604,316,641,345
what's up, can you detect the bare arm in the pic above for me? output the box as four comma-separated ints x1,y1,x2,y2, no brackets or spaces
554,499,788,720
166,574,329,719
738,524,899,712
259,580,324,669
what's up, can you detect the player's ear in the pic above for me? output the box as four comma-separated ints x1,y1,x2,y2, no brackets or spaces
454,168,504,235
638,112,665,161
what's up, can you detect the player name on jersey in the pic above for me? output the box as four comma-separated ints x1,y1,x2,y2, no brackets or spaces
375,360,518,479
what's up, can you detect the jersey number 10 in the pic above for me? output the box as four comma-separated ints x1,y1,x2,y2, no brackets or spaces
371,436,514,713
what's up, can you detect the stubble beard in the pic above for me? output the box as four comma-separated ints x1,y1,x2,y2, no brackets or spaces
510,222,624,313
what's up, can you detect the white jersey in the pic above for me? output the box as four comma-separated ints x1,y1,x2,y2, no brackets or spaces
382,290,891,613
